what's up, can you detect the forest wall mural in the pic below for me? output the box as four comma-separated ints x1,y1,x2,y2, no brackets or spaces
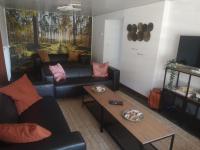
6,8,92,71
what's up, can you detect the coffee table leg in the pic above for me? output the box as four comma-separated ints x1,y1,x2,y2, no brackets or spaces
140,144,144,150
82,94,85,107
100,106,104,132
169,134,175,150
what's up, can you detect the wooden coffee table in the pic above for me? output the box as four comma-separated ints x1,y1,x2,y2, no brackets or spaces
83,85,175,150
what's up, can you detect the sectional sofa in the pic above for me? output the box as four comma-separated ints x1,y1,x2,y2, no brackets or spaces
0,82,86,150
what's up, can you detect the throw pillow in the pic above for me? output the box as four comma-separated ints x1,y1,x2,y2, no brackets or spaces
38,50,50,62
68,51,79,62
92,62,109,77
0,123,51,143
0,75,42,115
49,63,66,82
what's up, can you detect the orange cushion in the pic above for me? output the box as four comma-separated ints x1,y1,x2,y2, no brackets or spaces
0,123,51,143
38,50,50,62
92,62,109,77
0,75,42,115
68,51,79,62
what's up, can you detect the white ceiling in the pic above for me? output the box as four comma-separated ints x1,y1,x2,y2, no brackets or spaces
0,0,164,16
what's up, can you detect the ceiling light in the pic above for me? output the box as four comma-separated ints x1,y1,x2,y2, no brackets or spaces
57,4,81,12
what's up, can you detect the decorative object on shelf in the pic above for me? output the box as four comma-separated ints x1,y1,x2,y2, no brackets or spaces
91,85,106,93
126,22,154,42
122,108,144,122
191,69,200,74
173,86,193,98
166,59,177,90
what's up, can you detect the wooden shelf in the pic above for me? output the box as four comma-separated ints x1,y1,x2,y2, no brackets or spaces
162,65,200,122
163,88,200,106
166,65,200,77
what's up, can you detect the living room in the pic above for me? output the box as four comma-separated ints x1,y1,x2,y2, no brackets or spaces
0,0,200,150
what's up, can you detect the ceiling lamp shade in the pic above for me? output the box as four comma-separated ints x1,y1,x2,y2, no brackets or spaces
57,4,81,11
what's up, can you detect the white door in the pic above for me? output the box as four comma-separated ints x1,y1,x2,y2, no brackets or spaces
103,19,123,69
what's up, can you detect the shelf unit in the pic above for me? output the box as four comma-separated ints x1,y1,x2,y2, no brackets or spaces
161,65,200,119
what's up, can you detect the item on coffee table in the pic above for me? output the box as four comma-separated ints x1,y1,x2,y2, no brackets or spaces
122,108,144,122
92,85,106,93
109,100,123,105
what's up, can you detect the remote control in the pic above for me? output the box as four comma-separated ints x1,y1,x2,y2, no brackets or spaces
109,100,123,105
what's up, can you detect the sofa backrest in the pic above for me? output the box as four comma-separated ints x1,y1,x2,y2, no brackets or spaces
0,93,18,123
63,64,92,78
49,54,68,63
32,53,68,66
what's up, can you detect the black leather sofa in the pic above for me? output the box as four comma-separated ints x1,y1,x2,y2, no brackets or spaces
41,63,120,98
0,82,86,150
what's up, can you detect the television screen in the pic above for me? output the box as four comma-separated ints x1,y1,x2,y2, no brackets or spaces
176,36,200,68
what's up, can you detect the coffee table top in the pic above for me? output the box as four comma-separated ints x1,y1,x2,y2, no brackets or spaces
84,85,175,145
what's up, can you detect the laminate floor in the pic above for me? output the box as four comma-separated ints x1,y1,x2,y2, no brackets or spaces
58,91,200,150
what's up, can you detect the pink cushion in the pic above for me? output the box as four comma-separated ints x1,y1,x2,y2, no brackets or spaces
92,62,109,77
49,63,66,82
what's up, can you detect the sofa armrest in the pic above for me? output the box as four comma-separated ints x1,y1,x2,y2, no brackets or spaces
108,67,120,91
1,131,86,150
34,82,55,97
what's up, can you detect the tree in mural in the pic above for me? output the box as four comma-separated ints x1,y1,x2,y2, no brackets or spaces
20,10,39,49
72,11,77,46
87,17,92,47
39,12,59,43
32,14,39,48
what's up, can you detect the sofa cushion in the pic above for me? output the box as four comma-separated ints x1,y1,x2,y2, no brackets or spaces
49,54,68,63
49,63,66,82
0,123,51,143
0,94,18,123
38,51,50,63
19,97,70,134
62,64,92,78
92,62,108,77
0,75,42,115
77,66,92,77
68,51,80,62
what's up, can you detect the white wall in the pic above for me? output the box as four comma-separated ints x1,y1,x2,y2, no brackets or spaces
92,11,124,63
103,19,123,68
120,2,165,96
0,6,11,80
153,0,200,88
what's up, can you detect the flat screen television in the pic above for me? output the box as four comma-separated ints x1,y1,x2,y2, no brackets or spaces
176,36,200,68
